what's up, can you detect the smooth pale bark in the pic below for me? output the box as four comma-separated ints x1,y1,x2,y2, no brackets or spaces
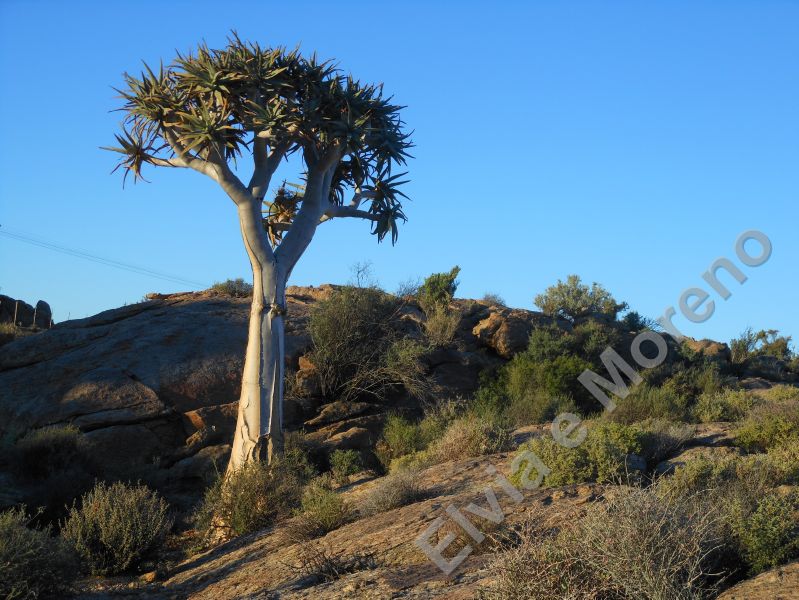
228,199,287,472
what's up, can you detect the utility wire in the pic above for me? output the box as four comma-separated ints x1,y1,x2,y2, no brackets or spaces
0,225,209,289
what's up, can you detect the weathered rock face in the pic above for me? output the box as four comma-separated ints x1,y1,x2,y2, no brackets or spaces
717,560,799,599
0,295,52,328
0,287,545,499
684,338,731,365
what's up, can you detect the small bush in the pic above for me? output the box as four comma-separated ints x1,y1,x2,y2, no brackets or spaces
417,266,460,313
376,414,425,466
290,541,378,583
761,384,799,402
638,418,695,465
427,416,510,463
534,274,627,322
0,508,79,599
194,448,314,539
293,478,350,538
62,481,171,575
308,286,429,402
661,362,724,400
210,277,253,297
482,486,724,599
330,449,362,486
511,421,642,487
736,399,799,451
729,491,799,574
609,385,690,424
361,469,424,516
481,292,506,307
693,389,755,423
423,303,460,346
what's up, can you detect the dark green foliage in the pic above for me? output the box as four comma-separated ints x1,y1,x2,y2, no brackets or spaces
296,478,351,537
730,492,799,574
417,266,460,313
195,447,315,539
330,449,362,485
609,385,690,424
534,274,627,322
0,508,79,600
308,286,428,402
12,424,97,526
61,481,171,575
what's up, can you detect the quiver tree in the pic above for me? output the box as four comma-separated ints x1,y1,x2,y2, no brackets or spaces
107,36,412,471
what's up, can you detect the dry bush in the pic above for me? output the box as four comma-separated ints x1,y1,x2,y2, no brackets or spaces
638,418,695,465
288,541,379,584
427,416,511,463
481,487,724,600
0,507,79,599
61,481,171,575
360,469,424,516
423,304,460,346
209,278,253,297
693,389,755,423
290,477,351,539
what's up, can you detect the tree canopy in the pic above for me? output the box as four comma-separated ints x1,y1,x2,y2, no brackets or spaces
106,35,412,247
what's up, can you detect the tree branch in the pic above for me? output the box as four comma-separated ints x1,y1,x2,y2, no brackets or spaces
319,205,379,224
162,128,217,179
248,136,286,200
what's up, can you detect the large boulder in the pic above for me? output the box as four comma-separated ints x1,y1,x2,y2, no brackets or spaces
718,560,799,599
684,338,731,365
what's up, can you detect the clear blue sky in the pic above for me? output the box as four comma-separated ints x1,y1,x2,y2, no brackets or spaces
0,1,796,346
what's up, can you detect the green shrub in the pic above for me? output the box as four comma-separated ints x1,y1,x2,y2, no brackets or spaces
731,327,794,364
210,277,253,297
661,362,724,400
62,481,171,575
376,415,425,465
534,274,627,322
609,385,690,424
423,303,460,346
194,448,314,539
506,353,593,410
0,508,79,599
295,478,350,537
736,400,799,451
511,421,642,487
693,389,755,423
308,286,429,402
572,319,624,364
761,384,799,402
729,491,799,574
417,266,460,313
330,450,362,486
361,469,424,516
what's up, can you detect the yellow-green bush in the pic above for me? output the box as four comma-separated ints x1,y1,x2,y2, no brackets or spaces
609,385,690,424
693,389,754,423
736,400,799,451
61,481,171,575
295,478,350,537
511,421,642,487
0,508,78,599
330,449,362,486
729,491,799,574
194,448,314,538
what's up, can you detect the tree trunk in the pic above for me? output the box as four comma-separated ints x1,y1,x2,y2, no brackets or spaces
228,201,287,473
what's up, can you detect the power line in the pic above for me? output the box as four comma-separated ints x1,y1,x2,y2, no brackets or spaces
0,225,209,289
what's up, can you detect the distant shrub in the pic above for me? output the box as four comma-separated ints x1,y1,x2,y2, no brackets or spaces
761,384,799,402
360,469,424,516
0,507,79,599
395,277,421,298
62,481,171,575
210,277,253,297
308,286,429,402
511,421,642,487
483,486,724,600
571,319,624,364
417,266,460,313
620,310,659,332
423,303,460,346
293,478,350,538
730,327,794,364
330,450,362,486
693,389,755,423
609,385,690,424
506,353,593,411
729,491,799,574
534,274,627,322
194,448,314,539
481,292,506,307
736,399,799,451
